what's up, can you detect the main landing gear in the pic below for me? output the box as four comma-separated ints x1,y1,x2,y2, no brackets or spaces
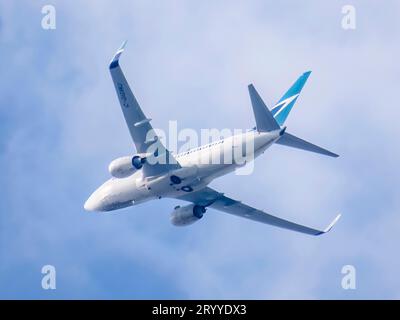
170,175,193,192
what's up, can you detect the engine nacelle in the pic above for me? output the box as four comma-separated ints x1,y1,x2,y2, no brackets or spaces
108,155,146,178
170,204,206,226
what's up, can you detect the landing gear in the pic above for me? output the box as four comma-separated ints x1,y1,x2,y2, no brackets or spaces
181,186,193,192
170,175,182,185
193,205,206,218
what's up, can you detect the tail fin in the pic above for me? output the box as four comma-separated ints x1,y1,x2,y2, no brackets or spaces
271,71,311,126
276,132,339,158
248,84,280,132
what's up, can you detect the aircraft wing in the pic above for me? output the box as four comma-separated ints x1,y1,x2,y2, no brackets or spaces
109,42,180,176
178,187,340,236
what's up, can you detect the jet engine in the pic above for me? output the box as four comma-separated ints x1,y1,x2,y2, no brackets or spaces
170,204,206,226
108,155,146,178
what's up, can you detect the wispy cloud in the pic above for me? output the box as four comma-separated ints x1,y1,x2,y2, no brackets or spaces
1,0,400,299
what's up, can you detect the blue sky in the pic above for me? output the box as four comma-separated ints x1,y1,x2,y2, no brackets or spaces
1,0,400,299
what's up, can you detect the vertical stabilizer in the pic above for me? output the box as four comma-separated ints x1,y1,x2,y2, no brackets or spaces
271,71,311,125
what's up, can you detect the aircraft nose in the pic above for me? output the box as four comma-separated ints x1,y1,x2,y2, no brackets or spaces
84,193,102,212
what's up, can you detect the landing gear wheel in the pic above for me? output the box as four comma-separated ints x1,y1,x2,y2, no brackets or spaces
181,186,193,192
170,175,182,184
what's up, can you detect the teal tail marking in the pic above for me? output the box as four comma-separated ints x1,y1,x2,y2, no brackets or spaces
271,71,311,126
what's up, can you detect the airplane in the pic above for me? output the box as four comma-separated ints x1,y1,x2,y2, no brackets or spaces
84,41,341,236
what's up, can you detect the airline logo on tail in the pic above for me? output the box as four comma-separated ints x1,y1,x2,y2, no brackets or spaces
271,93,299,125
271,71,311,126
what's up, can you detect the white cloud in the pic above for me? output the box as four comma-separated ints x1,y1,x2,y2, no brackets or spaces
1,0,400,298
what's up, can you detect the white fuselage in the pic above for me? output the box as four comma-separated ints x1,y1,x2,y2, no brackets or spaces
84,129,281,212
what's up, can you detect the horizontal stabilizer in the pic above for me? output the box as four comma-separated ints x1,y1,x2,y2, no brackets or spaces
276,132,339,157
